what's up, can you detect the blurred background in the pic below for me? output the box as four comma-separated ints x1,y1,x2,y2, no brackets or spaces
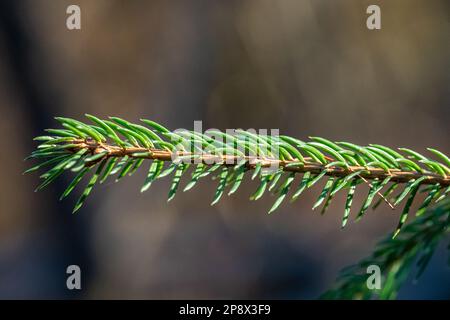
0,0,449,299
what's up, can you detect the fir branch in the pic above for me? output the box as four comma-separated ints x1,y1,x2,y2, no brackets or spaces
26,115,449,237
321,198,450,300
51,140,450,186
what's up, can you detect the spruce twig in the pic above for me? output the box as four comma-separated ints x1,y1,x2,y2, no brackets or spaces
321,198,450,300
27,115,450,237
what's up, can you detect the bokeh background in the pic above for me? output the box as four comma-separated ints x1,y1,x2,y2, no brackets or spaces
0,0,449,299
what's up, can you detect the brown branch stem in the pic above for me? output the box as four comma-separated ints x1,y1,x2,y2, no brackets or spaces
73,140,450,187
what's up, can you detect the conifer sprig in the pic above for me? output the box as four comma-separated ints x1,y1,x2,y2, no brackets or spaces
26,115,449,236
321,198,450,300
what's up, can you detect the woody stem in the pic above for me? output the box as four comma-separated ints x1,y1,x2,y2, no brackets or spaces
73,140,450,187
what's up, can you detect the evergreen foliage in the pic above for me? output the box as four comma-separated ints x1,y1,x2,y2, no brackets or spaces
26,115,450,299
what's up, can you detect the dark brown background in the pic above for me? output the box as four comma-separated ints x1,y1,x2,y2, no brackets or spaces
0,0,448,299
